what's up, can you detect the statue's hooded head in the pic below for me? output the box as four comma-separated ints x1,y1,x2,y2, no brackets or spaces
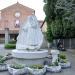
27,15,40,29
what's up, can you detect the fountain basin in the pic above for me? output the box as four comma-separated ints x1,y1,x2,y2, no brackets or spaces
12,49,48,66
12,49,48,59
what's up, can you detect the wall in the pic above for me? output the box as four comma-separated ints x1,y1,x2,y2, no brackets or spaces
55,39,75,49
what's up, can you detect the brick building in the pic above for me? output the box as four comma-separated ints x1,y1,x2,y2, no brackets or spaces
0,2,34,43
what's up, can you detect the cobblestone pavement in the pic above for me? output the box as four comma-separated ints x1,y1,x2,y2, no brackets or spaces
0,44,75,75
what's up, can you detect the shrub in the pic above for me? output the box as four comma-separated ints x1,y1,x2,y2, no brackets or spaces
0,59,4,63
9,40,16,44
0,55,3,59
49,60,59,66
46,25,53,43
58,53,68,63
10,63,24,69
54,60,59,66
0,55,5,63
58,54,66,59
5,44,16,49
60,59,67,63
30,64,44,69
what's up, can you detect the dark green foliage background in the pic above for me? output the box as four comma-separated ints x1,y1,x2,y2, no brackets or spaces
43,0,75,40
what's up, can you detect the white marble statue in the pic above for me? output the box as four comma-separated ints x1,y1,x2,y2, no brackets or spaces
16,15,43,50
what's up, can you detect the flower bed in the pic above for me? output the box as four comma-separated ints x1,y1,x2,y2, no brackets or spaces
7,63,28,75
46,65,61,72
58,53,71,69
59,61,71,69
0,55,8,71
28,64,46,75
46,60,61,73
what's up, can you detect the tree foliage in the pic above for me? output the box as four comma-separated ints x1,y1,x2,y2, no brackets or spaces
56,0,75,38
43,0,75,39
43,0,57,42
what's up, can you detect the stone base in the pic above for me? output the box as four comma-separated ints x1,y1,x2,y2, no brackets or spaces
12,49,48,66
7,64,28,75
13,58,47,66
0,64,8,71
46,65,61,73
59,62,71,69
28,67,46,75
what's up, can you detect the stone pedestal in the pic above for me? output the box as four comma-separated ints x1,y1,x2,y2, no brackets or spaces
5,28,10,44
51,50,59,63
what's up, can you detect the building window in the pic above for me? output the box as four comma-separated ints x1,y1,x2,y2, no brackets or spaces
15,12,21,17
15,20,20,28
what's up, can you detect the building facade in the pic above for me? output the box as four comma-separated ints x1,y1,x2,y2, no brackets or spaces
0,2,35,43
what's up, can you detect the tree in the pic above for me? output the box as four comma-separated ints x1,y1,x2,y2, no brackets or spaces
56,0,75,38
46,24,53,43
44,0,75,39
43,0,57,42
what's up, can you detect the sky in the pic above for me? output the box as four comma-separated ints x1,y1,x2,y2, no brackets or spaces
0,0,45,20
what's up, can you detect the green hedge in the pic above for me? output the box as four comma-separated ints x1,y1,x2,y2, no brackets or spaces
9,40,16,44
5,44,16,49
